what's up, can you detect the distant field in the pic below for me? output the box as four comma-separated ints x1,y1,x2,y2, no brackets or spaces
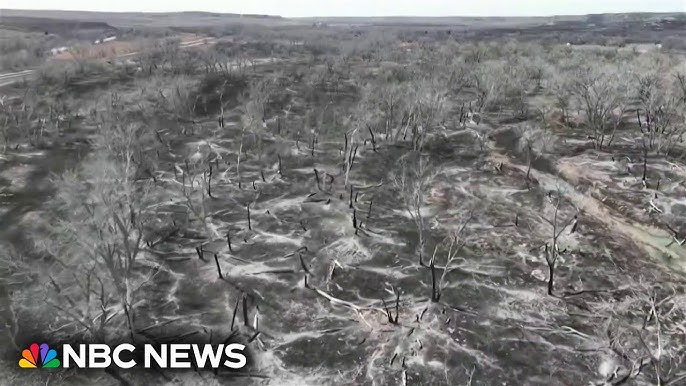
0,15,115,32
51,33,210,61
0,9,295,28
51,39,139,60
1,9,685,74
298,15,579,27
298,12,682,24
3,9,685,29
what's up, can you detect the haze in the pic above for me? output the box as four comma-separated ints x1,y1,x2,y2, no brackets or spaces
1,0,684,17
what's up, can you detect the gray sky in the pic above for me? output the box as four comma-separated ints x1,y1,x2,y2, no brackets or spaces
2,0,685,17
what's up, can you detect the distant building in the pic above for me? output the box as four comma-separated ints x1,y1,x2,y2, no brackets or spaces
102,36,117,43
50,46,69,55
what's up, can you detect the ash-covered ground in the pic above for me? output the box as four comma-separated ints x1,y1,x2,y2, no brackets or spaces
1,12,686,386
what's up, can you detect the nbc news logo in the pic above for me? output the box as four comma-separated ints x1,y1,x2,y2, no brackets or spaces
19,342,247,369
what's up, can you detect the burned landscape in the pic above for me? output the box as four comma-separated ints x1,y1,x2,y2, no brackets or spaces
1,9,686,386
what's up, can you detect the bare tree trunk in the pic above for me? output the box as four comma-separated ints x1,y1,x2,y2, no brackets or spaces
547,260,555,296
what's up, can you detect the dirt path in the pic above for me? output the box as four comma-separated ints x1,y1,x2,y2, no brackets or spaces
488,144,686,274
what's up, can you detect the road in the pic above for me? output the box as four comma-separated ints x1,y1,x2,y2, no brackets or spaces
0,70,34,88
0,37,216,88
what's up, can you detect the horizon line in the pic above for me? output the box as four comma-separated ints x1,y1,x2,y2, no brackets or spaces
2,8,684,19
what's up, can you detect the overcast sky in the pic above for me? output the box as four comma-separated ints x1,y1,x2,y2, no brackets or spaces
2,0,685,17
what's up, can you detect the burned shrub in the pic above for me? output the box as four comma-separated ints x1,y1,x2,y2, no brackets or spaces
191,72,249,116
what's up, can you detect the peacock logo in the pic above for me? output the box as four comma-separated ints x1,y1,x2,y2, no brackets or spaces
19,343,61,368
